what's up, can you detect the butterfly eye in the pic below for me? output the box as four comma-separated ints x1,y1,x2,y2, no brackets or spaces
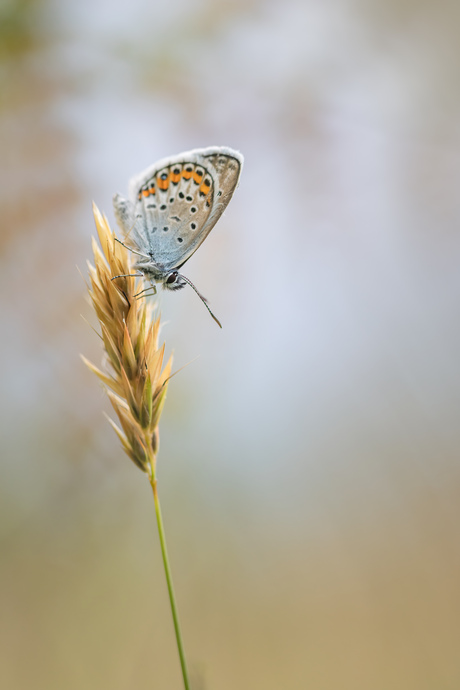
166,272,178,284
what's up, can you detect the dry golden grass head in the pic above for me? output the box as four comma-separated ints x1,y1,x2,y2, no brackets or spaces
82,204,172,474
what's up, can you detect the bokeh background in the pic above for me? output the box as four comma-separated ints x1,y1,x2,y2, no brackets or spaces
2,0,460,688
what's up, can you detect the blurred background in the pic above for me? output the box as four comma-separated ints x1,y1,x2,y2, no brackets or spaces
1,0,460,688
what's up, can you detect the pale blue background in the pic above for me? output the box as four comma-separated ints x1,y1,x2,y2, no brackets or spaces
1,1,460,688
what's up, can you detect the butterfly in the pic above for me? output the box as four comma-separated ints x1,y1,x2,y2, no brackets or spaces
113,146,244,327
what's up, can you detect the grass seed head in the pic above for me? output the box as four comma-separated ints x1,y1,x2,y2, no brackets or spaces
83,204,172,474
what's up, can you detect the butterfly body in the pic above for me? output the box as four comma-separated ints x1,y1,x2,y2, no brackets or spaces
113,147,243,299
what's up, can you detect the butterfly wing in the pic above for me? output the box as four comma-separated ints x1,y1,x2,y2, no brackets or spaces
127,146,243,272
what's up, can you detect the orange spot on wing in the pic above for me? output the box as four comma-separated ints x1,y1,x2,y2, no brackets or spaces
142,189,150,197
157,175,170,190
182,169,193,180
200,182,211,195
171,172,181,183
193,171,203,184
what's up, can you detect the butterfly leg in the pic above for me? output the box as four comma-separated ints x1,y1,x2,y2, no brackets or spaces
113,236,149,259
134,282,157,299
111,272,143,280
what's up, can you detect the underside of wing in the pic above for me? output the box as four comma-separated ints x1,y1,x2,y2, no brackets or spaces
128,146,243,271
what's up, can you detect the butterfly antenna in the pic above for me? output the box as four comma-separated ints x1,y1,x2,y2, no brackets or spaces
178,273,222,328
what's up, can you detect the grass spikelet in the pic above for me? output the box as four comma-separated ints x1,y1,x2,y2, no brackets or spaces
82,203,171,474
